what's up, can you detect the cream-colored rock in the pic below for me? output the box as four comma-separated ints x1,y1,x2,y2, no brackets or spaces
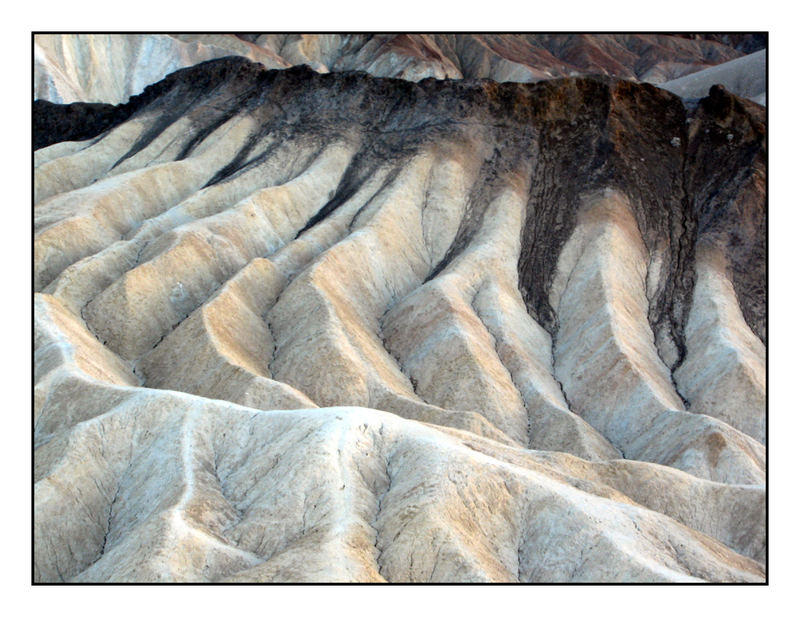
551,189,764,483
382,176,617,456
82,140,348,360
34,33,287,104
269,150,466,410
675,244,766,443
34,293,139,447
40,116,267,312
33,75,765,582
34,119,148,205
34,394,763,582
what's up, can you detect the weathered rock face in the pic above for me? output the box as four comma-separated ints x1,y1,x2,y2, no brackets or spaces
34,33,766,104
34,56,766,582
33,100,122,150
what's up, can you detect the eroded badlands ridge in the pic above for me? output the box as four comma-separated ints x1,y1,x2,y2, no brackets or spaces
34,58,766,582
34,33,766,105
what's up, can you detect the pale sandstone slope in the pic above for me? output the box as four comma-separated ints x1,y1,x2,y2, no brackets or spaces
34,33,288,104
661,50,766,105
33,58,766,582
34,294,763,581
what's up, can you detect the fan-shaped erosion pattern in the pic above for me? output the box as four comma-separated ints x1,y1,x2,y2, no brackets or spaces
34,58,766,583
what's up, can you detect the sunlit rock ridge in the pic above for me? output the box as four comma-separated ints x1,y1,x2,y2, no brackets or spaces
33,52,766,583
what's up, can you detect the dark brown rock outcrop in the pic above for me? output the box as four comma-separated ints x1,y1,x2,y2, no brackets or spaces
34,57,766,351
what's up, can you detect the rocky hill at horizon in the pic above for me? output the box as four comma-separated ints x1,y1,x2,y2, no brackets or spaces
34,33,766,105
